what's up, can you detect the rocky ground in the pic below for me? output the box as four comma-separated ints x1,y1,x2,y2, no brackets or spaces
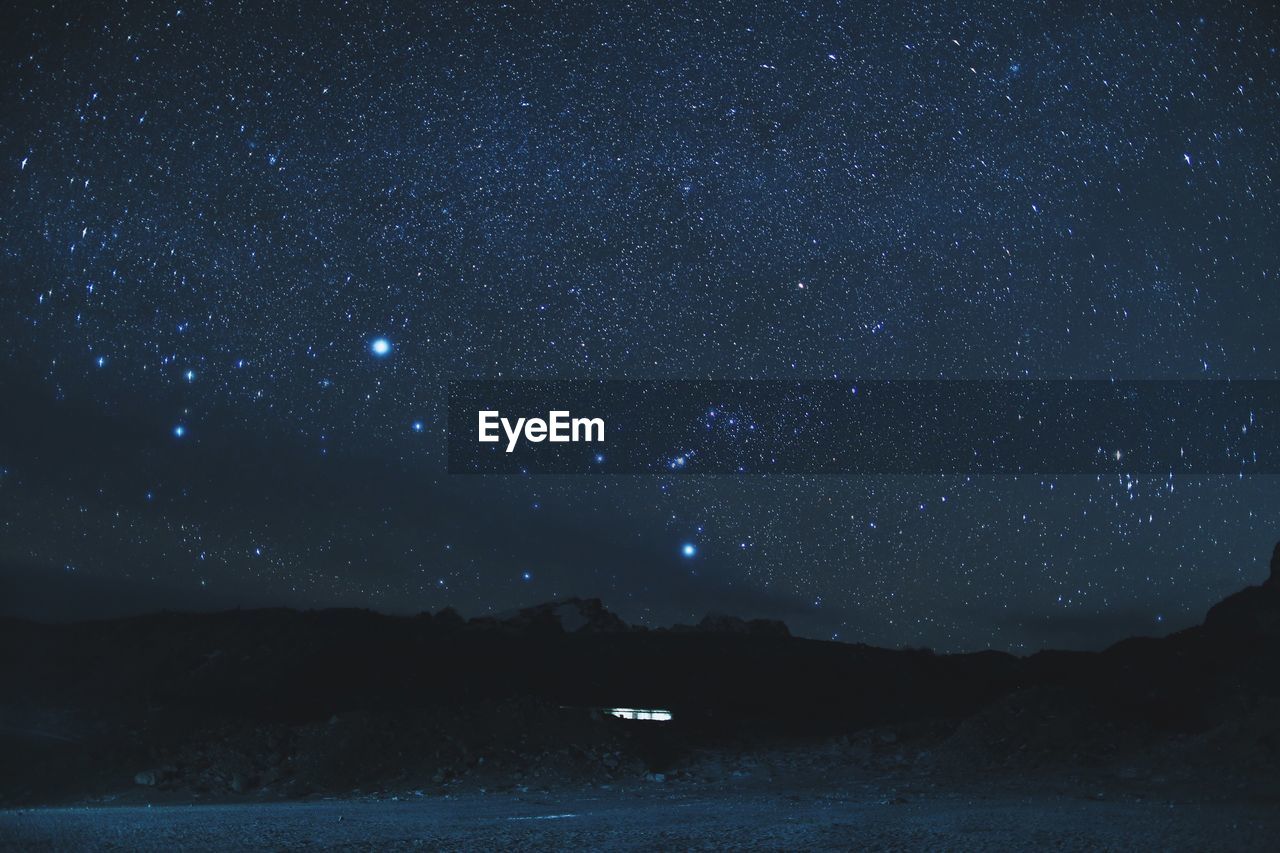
3,768,1278,851
3,545,1279,848
5,687,1278,809
4,706,1278,813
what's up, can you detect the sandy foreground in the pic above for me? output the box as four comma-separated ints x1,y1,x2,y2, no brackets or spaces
2,779,1277,851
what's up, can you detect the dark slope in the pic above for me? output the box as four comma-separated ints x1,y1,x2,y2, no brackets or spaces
2,546,1278,804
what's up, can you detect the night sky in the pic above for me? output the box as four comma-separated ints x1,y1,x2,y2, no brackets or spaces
2,0,1278,652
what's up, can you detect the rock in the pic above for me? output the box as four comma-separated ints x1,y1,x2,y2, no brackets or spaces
490,598,628,634
134,770,160,787
1203,542,1280,638
434,607,464,627
684,613,791,637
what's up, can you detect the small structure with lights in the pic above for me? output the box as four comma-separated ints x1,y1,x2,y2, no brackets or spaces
603,707,673,722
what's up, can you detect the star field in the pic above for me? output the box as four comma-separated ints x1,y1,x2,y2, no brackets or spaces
1,0,1278,650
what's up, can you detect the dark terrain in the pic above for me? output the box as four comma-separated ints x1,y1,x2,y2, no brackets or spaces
2,544,1279,849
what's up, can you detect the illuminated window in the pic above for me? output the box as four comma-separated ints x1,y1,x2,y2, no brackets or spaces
604,707,672,722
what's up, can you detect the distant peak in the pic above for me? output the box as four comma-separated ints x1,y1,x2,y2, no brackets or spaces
675,613,791,638
484,597,628,634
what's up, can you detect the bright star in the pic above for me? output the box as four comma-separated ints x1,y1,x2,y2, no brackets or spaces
681,543,697,558
370,337,392,357
173,425,186,438
412,421,424,432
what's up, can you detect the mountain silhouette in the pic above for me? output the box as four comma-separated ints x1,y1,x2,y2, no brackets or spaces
2,541,1278,804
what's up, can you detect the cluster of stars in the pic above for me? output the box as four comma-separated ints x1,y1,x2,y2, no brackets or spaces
0,0,1276,650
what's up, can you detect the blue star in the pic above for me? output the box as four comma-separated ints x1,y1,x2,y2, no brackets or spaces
411,420,424,432
521,570,533,582
370,337,392,357
681,542,697,558
173,425,186,438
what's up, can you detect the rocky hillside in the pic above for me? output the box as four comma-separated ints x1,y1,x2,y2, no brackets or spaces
2,544,1278,805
